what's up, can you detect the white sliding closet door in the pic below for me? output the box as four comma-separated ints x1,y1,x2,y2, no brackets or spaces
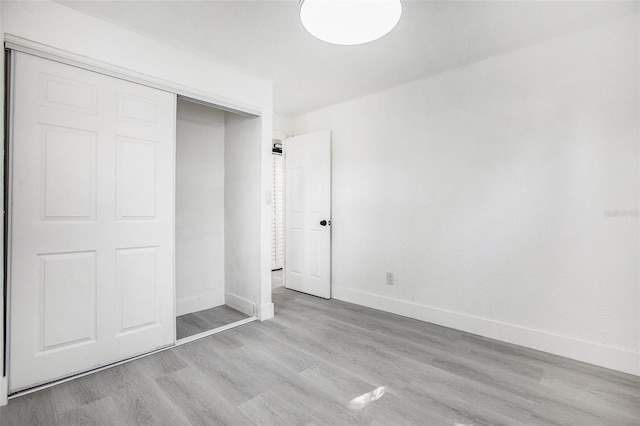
9,52,176,392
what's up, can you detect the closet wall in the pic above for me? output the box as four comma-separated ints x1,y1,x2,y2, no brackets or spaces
175,99,261,317
225,114,262,315
175,100,226,315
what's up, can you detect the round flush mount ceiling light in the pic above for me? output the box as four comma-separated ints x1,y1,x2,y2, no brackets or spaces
300,0,402,46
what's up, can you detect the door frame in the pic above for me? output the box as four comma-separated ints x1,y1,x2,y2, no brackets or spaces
0,37,268,404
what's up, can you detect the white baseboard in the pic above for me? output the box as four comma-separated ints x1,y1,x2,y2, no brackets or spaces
258,302,275,321
225,292,255,317
333,286,640,376
176,290,225,316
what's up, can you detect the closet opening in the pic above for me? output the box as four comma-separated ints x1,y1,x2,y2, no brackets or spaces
175,97,258,343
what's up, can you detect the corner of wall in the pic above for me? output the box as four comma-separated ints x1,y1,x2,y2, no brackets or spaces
258,302,275,321
176,290,225,316
273,113,294,140
225,291,256,317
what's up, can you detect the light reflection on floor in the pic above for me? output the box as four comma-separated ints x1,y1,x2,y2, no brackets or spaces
348,386,387,410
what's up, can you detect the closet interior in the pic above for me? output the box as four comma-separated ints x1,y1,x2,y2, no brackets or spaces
175,98,258,341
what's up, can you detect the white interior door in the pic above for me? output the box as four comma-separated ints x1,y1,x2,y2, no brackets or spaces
285,130,331,298
8,52,175,392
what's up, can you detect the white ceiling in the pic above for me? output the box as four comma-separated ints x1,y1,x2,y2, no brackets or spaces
57,0,638,117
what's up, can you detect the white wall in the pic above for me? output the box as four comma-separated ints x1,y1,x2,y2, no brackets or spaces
273,113,294,140
225,114,263,316
0,0,274,402
294,15,640,375
2,1,272,111
176,100,226,315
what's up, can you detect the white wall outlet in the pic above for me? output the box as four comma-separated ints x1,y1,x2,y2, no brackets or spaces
386,272,394,285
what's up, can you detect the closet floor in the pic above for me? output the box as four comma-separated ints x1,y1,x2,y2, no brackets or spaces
176,305,250,340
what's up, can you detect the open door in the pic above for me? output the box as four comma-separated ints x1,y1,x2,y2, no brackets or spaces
284,130,331,298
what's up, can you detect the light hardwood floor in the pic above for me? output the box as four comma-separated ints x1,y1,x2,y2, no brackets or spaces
1,285,638,425
176,305,250,340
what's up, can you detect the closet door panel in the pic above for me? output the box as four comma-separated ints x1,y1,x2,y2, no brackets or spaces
110,77,175,357
9,52,175,392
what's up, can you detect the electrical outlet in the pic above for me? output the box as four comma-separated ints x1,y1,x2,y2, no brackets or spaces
386,272,394,285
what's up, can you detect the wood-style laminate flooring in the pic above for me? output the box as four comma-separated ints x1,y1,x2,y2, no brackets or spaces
272,269,283,289
1,285,638,425
176,305,250,340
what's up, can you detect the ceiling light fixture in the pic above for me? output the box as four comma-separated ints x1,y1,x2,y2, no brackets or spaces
300,0,402,46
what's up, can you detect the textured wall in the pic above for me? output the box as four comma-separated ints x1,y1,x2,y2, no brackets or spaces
294,15,640,374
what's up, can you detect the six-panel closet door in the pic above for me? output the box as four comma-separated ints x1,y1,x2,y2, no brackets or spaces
8,52,176,392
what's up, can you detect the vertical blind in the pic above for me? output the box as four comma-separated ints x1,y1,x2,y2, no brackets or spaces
271,154,285,270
